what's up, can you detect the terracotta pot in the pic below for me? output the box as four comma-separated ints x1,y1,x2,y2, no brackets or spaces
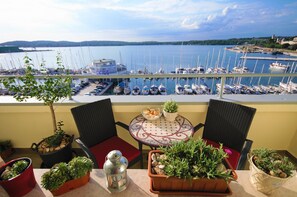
50,172,90,196
148,150,237,194
0,157,36,197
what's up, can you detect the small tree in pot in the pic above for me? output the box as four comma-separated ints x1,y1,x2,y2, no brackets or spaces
1,54,73,167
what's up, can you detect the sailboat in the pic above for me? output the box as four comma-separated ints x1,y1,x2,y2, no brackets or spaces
132,86,140,95
175,84,185,95
142,85,149,95
150,84,158,95
158,83,167,95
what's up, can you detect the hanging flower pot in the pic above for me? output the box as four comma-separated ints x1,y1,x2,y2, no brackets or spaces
0,157,36,197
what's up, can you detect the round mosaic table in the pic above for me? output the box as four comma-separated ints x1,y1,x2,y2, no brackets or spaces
129,115,194,148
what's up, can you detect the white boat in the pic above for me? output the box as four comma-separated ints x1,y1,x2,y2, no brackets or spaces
142,85,149,95
232,66,249,73
85,59,128,75
123,86,131,95
175,84,185,95
132,86,140,95
113,85,123,95
158,84,167,95
149,85,158,95
184,84,193,94
269,62,289,71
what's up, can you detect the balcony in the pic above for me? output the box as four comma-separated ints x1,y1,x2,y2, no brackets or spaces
0,73,297,160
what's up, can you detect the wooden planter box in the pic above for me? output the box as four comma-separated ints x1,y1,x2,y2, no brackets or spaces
148,150,237,195
50,172,90,196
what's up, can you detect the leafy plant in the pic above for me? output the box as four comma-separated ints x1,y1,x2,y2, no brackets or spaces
163,100,178,113
157,138,233,181
41,156,93,191
252,148,295,178
68,156,93,179
1,54,72,133
45,121,65,147
0,159,29,180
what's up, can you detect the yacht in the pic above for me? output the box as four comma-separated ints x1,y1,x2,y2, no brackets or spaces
158,84,167,95
269,62,289,71
85,59,128,75
175,84,185,95
184,84,193,94
123,86,131,95
142,85,149,95
132,86,140,95
149,84,159,95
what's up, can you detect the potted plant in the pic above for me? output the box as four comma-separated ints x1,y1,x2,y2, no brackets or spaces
0,140,13,159
249,148,296,195
148,138,237,195
162,99,178,122
41,156,93,196
0,157,36,197
1,54,74,167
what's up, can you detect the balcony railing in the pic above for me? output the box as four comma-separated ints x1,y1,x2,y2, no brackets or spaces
0,72,296,102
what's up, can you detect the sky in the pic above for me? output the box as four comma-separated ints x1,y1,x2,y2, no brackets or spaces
0,0,297,43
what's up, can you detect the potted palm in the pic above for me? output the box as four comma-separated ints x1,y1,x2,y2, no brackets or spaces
249,148,296,194
148,138,237,195
1,54,73,167
0,157,36,197
41,156,93,196
162,99,178,122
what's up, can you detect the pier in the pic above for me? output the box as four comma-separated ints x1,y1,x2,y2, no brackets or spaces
240,56,297,61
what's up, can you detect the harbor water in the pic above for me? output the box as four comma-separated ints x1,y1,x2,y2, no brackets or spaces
0,45,296,95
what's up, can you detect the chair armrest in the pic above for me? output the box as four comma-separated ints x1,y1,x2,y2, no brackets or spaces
193,123,205,133
75,138,99,168
115,121,129,131
237,139,253,170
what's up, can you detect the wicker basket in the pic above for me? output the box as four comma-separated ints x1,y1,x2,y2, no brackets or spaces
248,155,295,195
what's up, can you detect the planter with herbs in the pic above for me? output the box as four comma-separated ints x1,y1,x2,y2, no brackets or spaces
249,148,296,195
162,100,178,122
0,157,36,197
148,138,237,195
41,156,93,196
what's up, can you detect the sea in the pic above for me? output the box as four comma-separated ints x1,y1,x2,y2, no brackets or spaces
0,45,296,94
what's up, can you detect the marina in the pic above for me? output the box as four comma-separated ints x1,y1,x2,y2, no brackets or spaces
0,45,296,96
240,56,297,61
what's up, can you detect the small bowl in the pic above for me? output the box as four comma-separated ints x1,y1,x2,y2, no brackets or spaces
142,108,162,121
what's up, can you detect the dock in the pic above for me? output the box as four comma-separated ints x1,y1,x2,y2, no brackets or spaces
240,56,297,61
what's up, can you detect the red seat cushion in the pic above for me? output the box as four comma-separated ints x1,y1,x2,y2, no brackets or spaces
203,138,240,169
89,136,141,168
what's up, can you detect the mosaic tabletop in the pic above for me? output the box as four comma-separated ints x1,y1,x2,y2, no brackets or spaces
129,115,194,147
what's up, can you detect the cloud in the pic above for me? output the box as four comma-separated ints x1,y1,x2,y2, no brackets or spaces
181,17,199,30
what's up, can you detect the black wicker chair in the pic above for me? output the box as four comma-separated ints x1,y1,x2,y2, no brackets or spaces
71,98,143,169
194,99,256,170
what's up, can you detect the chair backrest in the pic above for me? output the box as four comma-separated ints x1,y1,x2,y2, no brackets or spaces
202,99,256,152
71,98,117,147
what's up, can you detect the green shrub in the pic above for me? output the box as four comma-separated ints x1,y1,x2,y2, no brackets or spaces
159,138,233,181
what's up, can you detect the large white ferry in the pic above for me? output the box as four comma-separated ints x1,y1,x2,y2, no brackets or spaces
85,59,128,75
